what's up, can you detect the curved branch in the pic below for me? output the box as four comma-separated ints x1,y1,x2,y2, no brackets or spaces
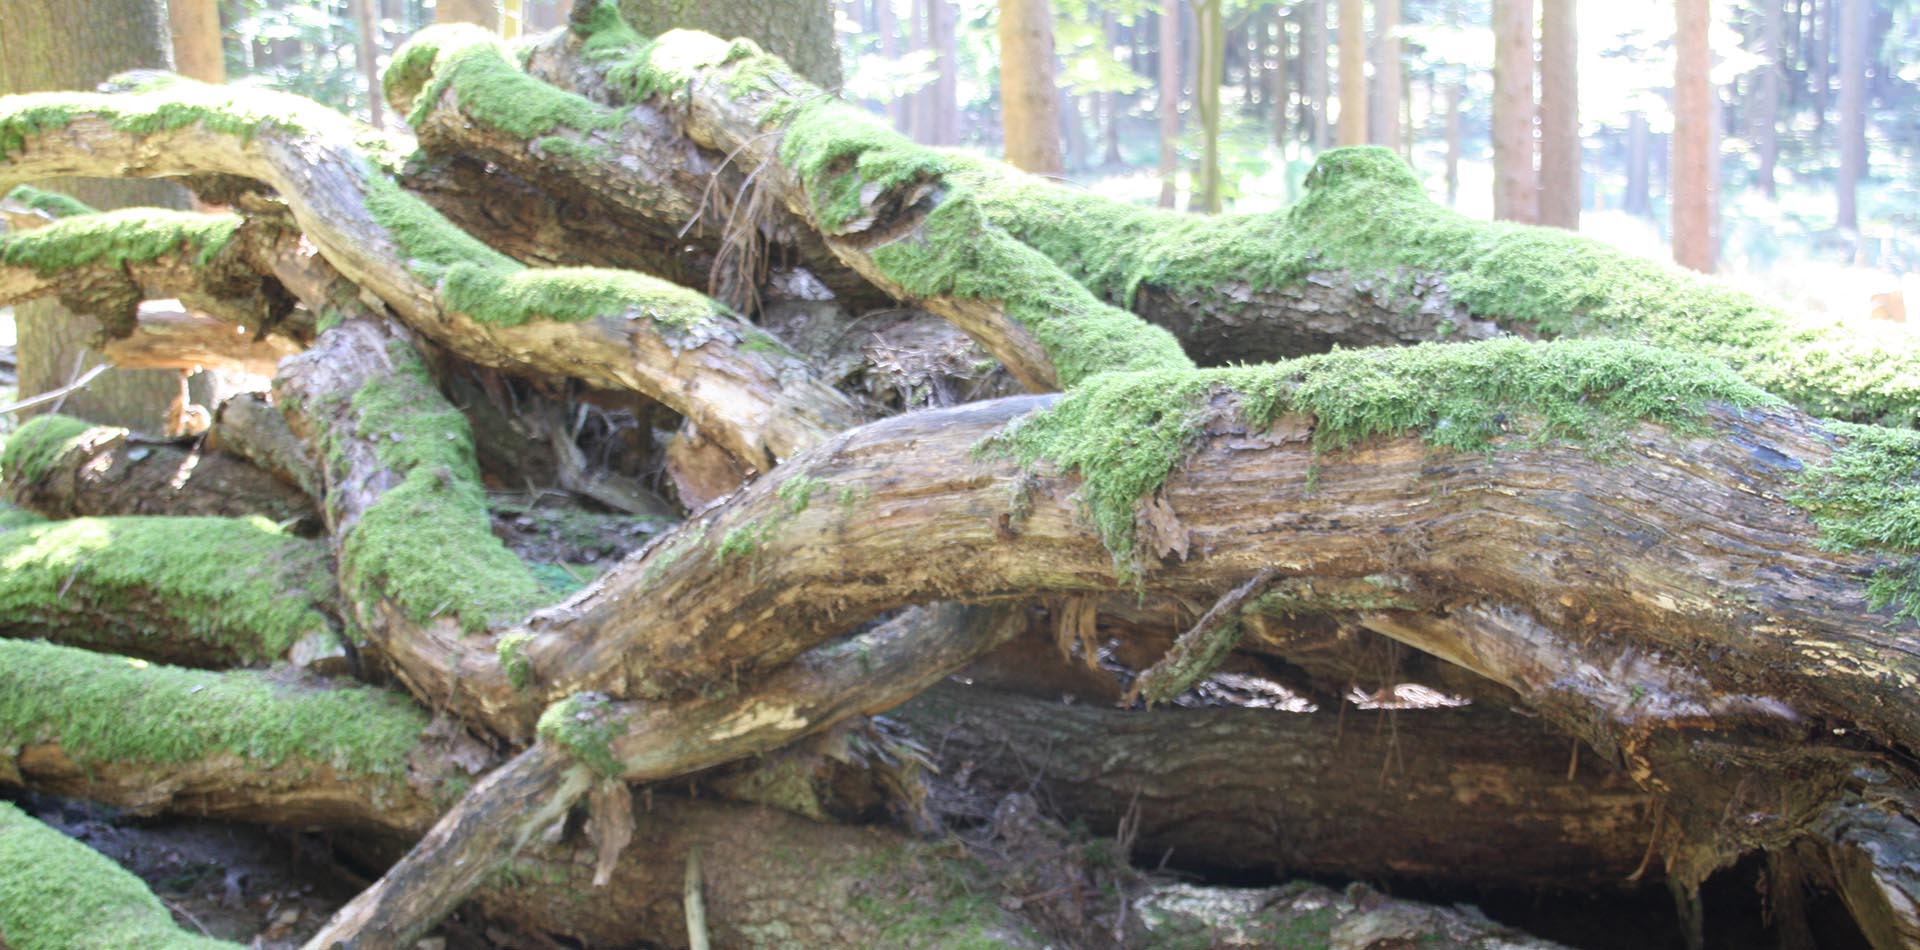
0,77,858,469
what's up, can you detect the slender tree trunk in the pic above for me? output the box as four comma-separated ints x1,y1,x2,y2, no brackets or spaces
1193,0,1225,212
351,0,384,128
911,0,932,140
1158,0,1181,207
1445,83,1462,205
1754,0,1782,197
879,0,907,133
1270,10,1290,147
167,0,224,83
1625,111,1651,216
1103,10,1125,164
436,0,501,29
999,0,1064,174
1336,0,1366,145
1673,0,1716,271
1835,0,1866,230
1307,0,1329,149
1537,0,1578,228
619,0,844,88
1491,0,1536,221
931,0,960,145
1813,0,1834,131
1370,0,1400,149
0,0,193,432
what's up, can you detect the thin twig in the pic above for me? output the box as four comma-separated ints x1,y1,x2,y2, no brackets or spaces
0,362,109,416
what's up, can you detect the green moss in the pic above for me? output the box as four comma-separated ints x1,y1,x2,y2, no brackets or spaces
0,637,426,774
0,515,339,663
994,338,1775,572
536,692,628,778
847,844,1010,949
331,343,543,633
986,146,1920,427
717,519,773,561
0,207,238,275
498,632,536,690
2,185,97,218
1792,422,1920,622
0,800,236,949
776,475,824,514
386,26,622,141
0,414,95,484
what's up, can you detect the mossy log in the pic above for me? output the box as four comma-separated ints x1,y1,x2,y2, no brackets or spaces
1,413,317,527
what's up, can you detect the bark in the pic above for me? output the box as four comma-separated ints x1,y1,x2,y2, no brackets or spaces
1492,0,1537,222
1306,0,1329,149
1370,0,1401,150
1674,0,1717,271
1754,0,1783,197
1537,0,1578,229
929,0,960,145
1625,110,1652,215
895,681,1654,889
1269,10,1289,146
351,0,385,128
1836,0,1866,230
167,0,226,84
436,0,502,29
998,0,1065,175
1336,0,1367,146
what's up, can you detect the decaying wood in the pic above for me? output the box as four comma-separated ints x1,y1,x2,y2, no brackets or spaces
1,416,318,527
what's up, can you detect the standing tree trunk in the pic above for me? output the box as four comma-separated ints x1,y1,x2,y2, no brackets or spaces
930,0,960,144
1491,0,1536,221
1537,0,1578,228
1306,0,1329,149
0,0,191,432
1370,0,1400,150
1269,10,1289,147
167,0,225,84
618,0,843,89
1103,10,1125,165
999,0,1064,174
880,0,907,132
1444,83,1462,204
1674,0,1716,271
1753,0,1783,197
351,0,385,128
1193,0,1225,212
1158,0,1181,207
1625,110,1652,215
436,0,502,29
1336,0,1366,145
1835,0,1866,231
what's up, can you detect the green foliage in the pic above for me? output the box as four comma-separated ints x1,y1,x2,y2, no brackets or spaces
0,208,238,275
331,342,544,632
993,338,1775,571
498,632,536,690
1,185,96,218
0,800,236,949
0,514,339,663
0,637,425,775
0,504,46,534
0,414,95,484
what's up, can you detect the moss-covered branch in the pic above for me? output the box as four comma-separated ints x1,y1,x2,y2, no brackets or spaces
0,75,858,468
526,8,1192,392
0,799,236,949
0,510,341,668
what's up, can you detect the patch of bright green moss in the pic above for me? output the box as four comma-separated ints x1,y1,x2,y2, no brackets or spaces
386,26,622,141
994,338,1775,571
0,637,426,775
0,207,238,275
0,414,95,484
2,185,97,218
1792,422,1920,621
0,800,236,949
0,504,46,534
332,343,544,633
535,692,628,778
0,515,338,663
